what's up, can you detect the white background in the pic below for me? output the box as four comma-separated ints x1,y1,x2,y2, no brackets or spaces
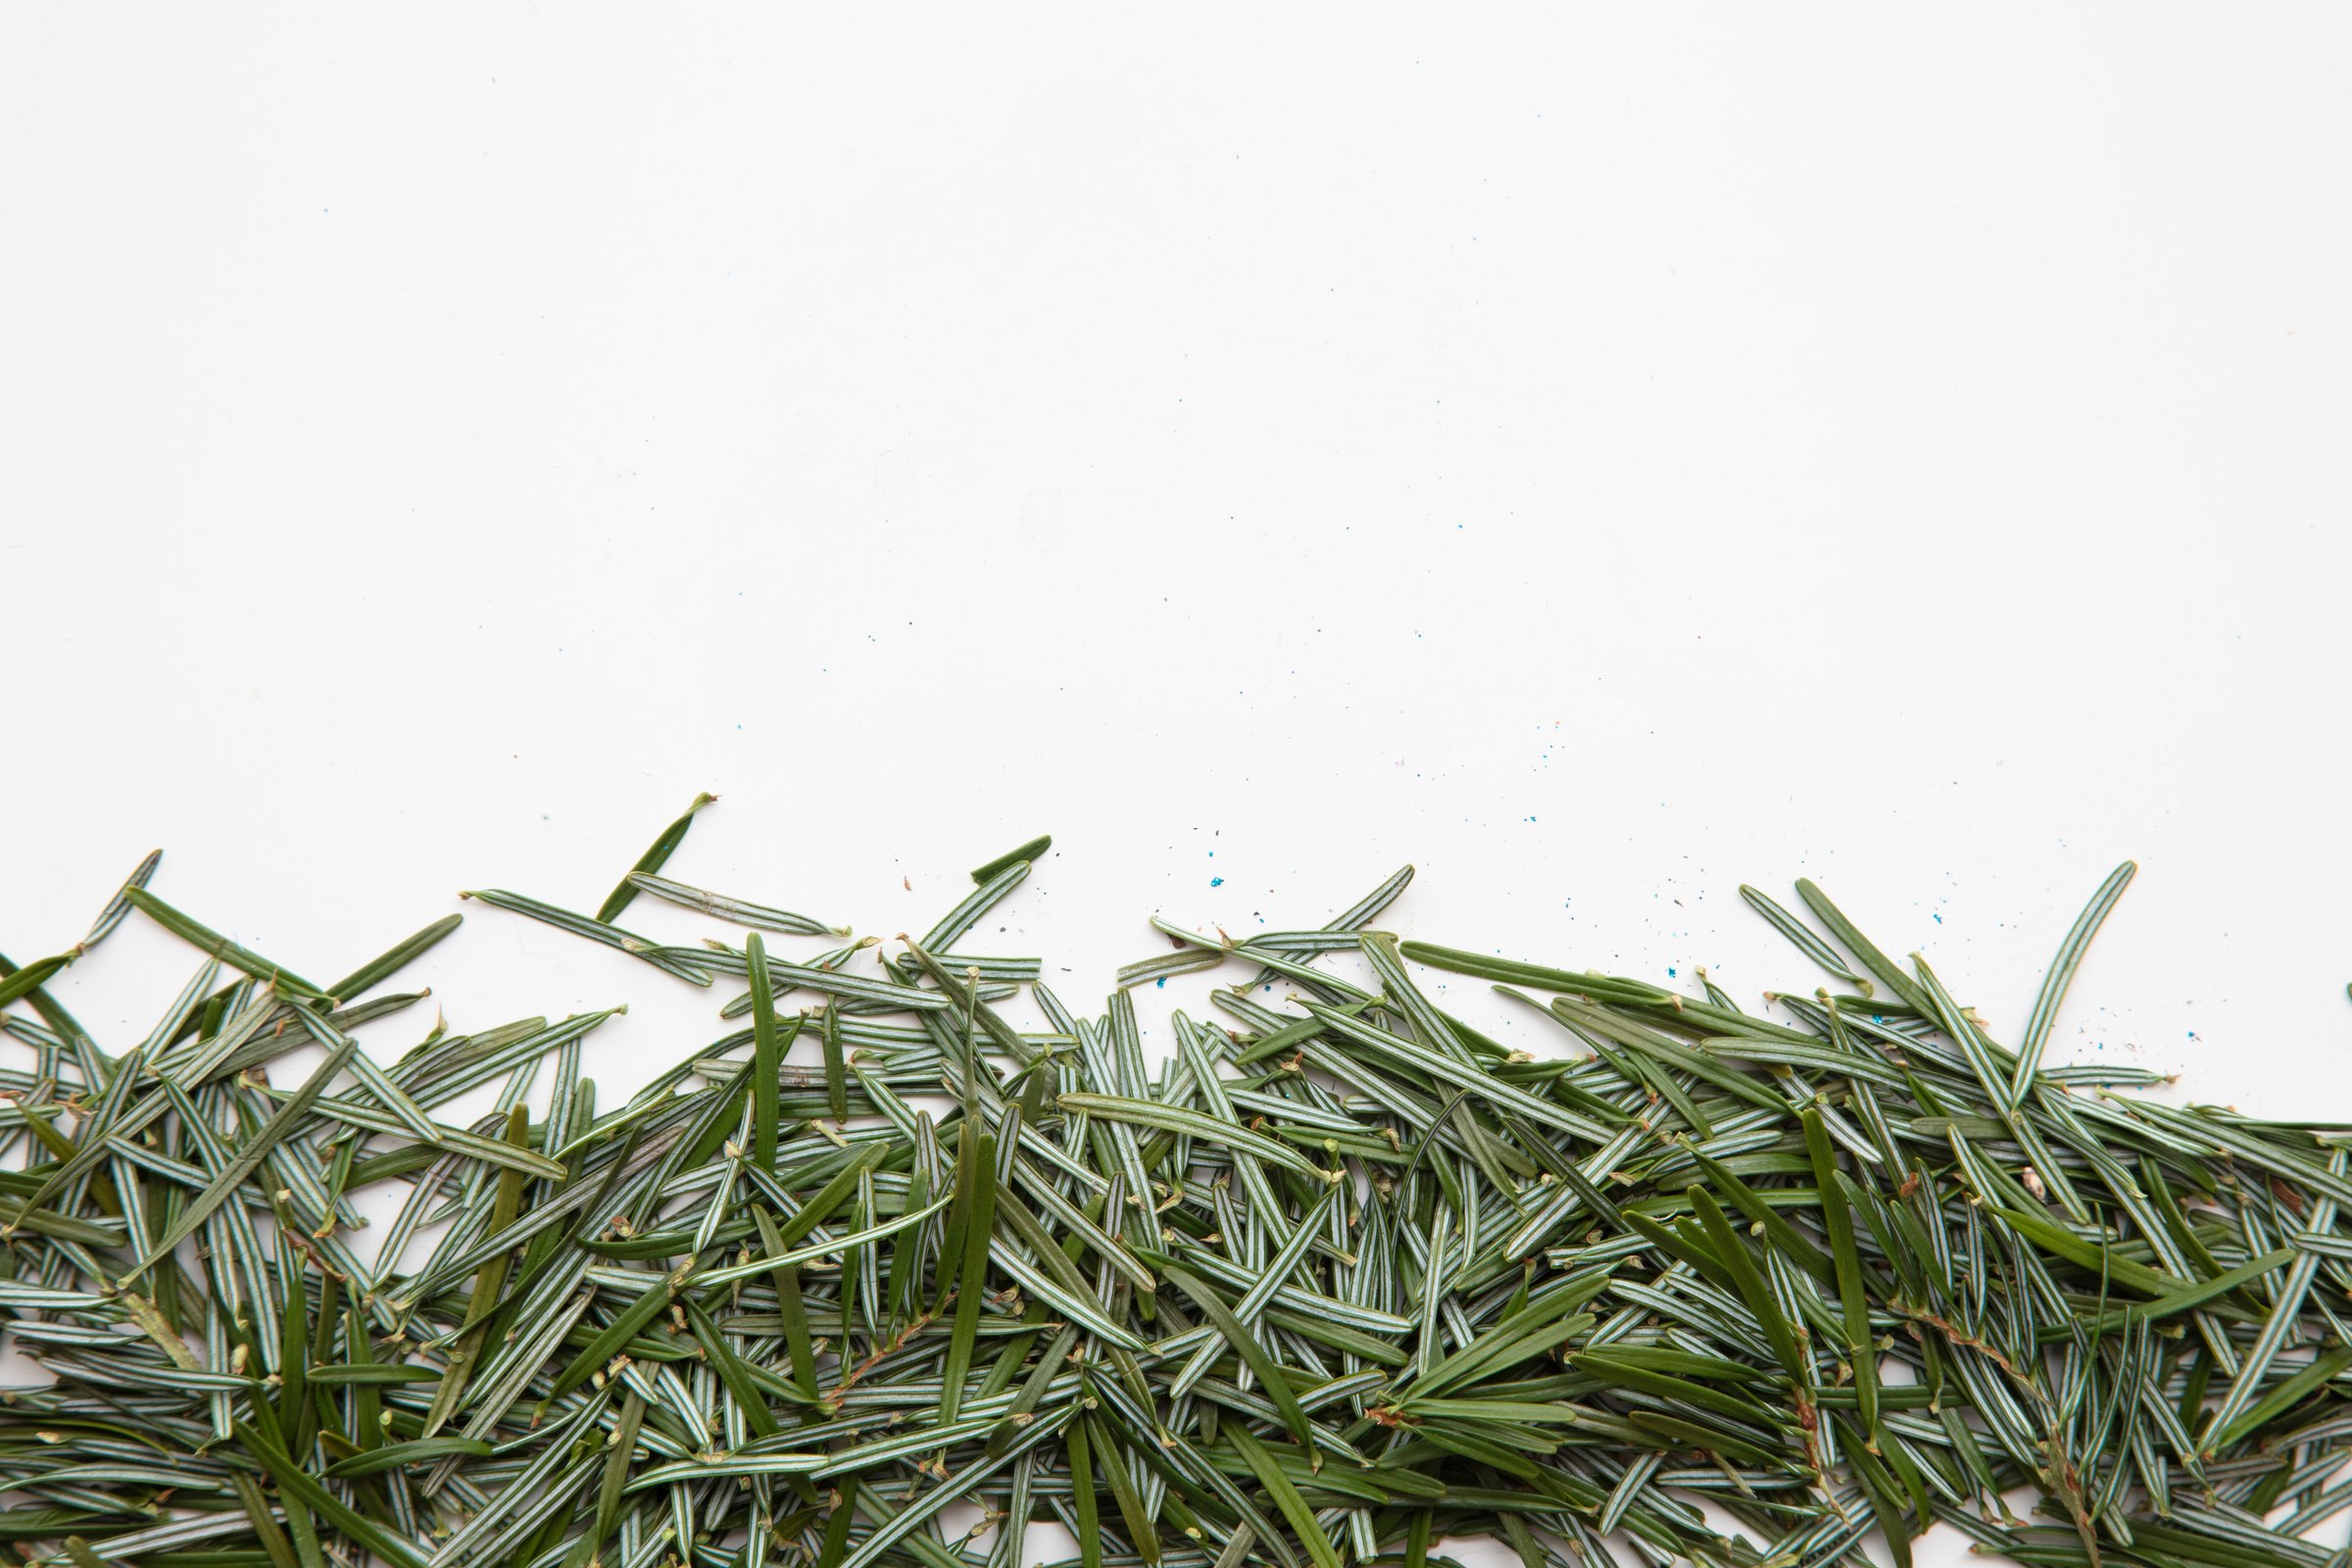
6,8,2352,1564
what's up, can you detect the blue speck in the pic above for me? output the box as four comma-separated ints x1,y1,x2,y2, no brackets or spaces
1210,877,1224,887
1933,913,1942,924
1155,977,1167,989
1667,967,1678,978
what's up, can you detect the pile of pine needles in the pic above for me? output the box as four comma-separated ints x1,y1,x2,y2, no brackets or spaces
4,805,2348,1568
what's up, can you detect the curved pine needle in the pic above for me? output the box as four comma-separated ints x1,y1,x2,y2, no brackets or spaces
2010,860,2136,1105
624,871,846,936
122,887,328,1000
0,949,76,1010
1113,948,1225,989
324,912,465,1005
594,790,717,923
971,834,1053,885
1739,884,1868,992
1791,878,1935,1016
81,849,163,948
461,888,715,986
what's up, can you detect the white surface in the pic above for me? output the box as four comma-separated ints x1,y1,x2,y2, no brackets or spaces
6,8,2352,1564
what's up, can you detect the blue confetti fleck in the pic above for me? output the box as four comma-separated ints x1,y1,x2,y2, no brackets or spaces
1933,913,1942,924
1156,977,1167,989
1210,877,1224,887
1667,967,1677,977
